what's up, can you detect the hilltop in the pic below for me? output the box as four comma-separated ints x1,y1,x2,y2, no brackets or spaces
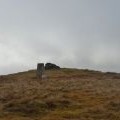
0,68,120,120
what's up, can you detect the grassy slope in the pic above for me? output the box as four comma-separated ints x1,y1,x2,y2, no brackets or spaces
0,68,120,120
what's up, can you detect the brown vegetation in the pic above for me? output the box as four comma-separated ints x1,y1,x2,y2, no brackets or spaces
0,68,120,120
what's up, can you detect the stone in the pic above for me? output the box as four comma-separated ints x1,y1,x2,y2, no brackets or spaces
45,63,60,70
36,63,45,79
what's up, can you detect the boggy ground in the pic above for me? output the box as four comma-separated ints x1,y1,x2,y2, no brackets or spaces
0,68,120,120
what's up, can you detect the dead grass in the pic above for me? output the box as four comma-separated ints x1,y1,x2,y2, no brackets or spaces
0,68,120,120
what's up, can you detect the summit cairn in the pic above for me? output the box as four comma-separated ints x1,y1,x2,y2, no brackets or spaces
45,63,60,70
36,63,60,80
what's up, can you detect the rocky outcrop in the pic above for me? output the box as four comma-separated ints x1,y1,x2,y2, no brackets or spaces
45,63,60,70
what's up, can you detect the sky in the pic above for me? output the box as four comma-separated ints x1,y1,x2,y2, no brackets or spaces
0,0,120,75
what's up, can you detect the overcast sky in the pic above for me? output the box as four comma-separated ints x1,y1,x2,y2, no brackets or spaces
0,0,120,74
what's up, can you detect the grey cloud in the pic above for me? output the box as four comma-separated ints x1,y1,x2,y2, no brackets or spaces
0,0,120,74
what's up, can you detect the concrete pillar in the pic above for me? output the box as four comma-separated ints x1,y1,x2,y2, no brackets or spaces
37,63,44,79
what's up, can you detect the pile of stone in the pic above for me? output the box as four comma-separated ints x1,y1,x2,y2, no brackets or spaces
45,63,60,70
36,63,60,80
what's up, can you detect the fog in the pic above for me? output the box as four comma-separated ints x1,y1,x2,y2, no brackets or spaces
0,0,120,74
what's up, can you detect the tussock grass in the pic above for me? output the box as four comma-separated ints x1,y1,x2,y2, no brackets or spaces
0,68,120,120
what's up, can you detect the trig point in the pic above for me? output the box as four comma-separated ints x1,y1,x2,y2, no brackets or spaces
37,63,45,79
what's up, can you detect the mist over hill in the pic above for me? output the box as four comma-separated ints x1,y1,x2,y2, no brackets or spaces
0,0,120,74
